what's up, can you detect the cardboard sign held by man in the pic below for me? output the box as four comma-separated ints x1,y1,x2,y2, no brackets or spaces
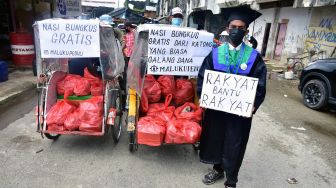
200,70,259,117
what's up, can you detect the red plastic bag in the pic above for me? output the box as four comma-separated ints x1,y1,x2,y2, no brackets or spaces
46,100,77,125
165,119,202,144
147,94,175,122
147,105,175,122
143,75,161,103
63,74,82,96
57,74,91,97
140,91,149,114
74,78,91,96
157,76,175,97
79,118,103,132
84,67,100,82
56,79,66,95
183,122,202,143
137,116,166,146
48,124,66,131
174,102,203,123
174,79,194,106
78,96,104,132
78,96,104,116
90,80,104,96
64,109,81,131
84,67,104,96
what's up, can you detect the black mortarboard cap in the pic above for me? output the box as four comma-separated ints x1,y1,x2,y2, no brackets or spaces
223,6,262,26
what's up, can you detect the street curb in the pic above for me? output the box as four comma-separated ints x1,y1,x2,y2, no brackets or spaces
0,83,36,106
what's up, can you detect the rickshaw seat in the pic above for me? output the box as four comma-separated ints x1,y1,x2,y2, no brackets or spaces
68,58,100,77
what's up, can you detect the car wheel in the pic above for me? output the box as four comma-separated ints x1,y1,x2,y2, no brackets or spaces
302,79,328,110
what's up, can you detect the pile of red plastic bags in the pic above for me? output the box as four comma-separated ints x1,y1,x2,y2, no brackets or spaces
47,96,103,132
137,75,203,146
46,68,104,132
57,68,104,98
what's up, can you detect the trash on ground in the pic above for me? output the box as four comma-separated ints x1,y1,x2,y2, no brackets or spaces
36,149,43,154
287,178,298,184
290,126,306,131
285,71,294,80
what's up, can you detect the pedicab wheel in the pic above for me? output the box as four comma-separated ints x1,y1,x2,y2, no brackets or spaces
44,133,60,140
129,132,137,152
111,88,123,143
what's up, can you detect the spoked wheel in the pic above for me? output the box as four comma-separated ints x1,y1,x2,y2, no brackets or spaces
111,89,123,143
129,132,137,152
32,59,37,76
302,79,328,110
44,133,60,140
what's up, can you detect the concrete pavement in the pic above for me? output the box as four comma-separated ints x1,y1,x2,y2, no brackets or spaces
0,70,35,106
0,104,335,187
1,76,336,188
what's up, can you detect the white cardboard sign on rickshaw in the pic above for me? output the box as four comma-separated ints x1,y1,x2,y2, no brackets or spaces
200,70,259,117
147,26,214,76
37,19,100,58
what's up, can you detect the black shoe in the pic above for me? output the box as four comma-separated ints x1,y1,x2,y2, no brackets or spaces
202,169,224,185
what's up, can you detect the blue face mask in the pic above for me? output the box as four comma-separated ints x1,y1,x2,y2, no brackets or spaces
171,18,183,26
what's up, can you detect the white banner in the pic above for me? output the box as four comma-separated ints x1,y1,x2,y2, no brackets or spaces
37,19,100,58
200,70,259,117
147,27,214,76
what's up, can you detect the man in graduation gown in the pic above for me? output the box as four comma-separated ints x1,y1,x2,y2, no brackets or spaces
197,6,267,188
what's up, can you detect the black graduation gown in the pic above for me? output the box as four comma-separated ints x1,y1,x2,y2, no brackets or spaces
196,50,267,166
